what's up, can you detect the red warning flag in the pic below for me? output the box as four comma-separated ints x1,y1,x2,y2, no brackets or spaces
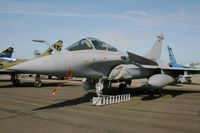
51,67,72,96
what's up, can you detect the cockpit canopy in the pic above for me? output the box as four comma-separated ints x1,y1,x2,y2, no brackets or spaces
67,37,118,52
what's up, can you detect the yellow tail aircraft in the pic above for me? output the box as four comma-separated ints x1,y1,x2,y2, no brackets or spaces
35,40,63,58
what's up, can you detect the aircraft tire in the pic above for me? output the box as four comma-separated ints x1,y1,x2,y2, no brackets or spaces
149,88,155,97
13,79,20,86
158,88,163,97
34,81,42,88
119,83,127,92
188,80,192,84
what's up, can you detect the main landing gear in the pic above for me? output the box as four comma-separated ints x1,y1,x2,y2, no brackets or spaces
95,79,112,97
34,74,42,88
149,88,163,97
93,79,131,106
118,80,131,92
11,74,20,86
95,79,131,96
11,74,42,88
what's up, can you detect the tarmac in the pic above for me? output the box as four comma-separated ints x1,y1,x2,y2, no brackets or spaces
0,75,200,133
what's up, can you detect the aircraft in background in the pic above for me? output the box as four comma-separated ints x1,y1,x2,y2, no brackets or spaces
0,47,16,62
0,47,26,77
9,33,200,96
167,45,192,83
34,40,63,58
167,45,189,68
194,65,200,69
0,40,63,86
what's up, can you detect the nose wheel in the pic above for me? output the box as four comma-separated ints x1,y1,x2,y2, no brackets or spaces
34,74,42,88
11,74,20,86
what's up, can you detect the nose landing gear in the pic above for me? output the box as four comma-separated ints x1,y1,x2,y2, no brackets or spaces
34,74,42,88
95,80,104,97
11,74,20,86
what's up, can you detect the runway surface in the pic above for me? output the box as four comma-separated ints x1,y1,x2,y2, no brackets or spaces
0,75,200,133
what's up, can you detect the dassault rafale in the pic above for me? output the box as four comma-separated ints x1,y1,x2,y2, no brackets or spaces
8,33,200,96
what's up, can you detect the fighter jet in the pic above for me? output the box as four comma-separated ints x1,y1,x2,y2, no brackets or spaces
8,33,200,96
167,45,192,83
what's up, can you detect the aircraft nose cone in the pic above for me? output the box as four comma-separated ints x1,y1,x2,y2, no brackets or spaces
9,56,54,75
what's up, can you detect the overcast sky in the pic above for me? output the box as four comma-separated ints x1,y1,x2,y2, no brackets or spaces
0,0,200,64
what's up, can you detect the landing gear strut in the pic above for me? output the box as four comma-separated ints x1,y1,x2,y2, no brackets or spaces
34,74,42,88
158,88,163,96
95,79,104,97
11,74,20,86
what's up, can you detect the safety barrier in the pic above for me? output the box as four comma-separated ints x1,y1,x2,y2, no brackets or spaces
92,94,130,106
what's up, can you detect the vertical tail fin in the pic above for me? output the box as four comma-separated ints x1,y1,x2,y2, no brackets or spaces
146,33,164,61
36,40,63,58
0,47,14,58
53,40,63,51
167,45,185,67
167,45,177,65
